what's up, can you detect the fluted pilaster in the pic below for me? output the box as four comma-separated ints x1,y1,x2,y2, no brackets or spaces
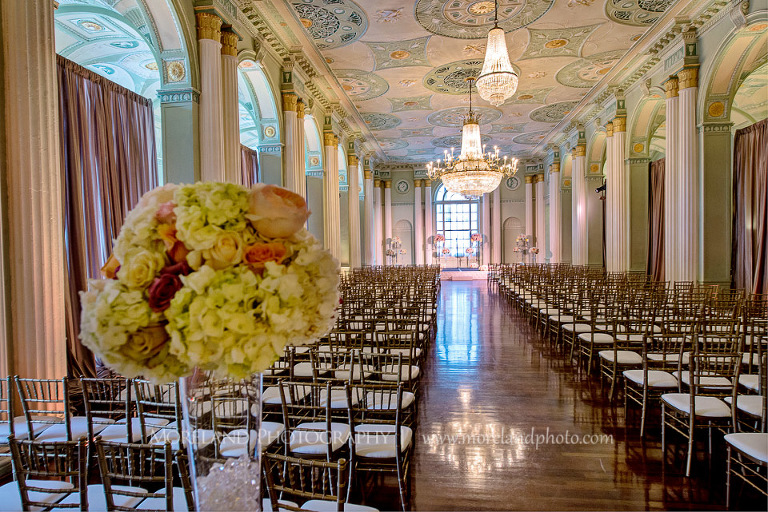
604,123,615,271
664,77,679,282
296,100,307,198
363,169,374,265
572,145,588,265
612,116,628,272
347,153,361,268
373,179,383,265
549,163,561,263
525,175,534,244
323,132,341,259
384,181,393,263
197,13,225,182
492,188,502,264
535,174,545,256
283,93,299,193
221,31,240,183
424,180,433,264
414,180,424,265
482,194,491,265
677,67,699,281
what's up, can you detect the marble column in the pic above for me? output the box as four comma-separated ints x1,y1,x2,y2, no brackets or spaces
613,116,628,272
373,179,383,265
492,188,502,264
296,100,307,198
482,194,491,265
572,144,588,265
384,180,393,244
677,67,699,282
414,180,424,265
363,169,374,265
535,174,545,254
549,163,562,263
220,31,240,184
663,78,678,281
323,132,341,260
525,175,534,239
604,123,615,271
424,180,434,264
347,153,361,268
282,93,299,193
1,0,66,378
196,13,225,182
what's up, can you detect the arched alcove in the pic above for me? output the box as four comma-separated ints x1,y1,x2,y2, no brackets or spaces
304,115,325,243
502,217,523,264
393,220,414,266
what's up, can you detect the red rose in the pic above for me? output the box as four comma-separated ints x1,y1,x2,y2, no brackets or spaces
161,261,192,276
147,273,183,312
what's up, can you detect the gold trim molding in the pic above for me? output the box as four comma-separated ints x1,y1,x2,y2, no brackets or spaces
678,67,698,90
196,13,222,42
573,144,586,157
612,117,626,133
665,77,679,98
297,100,305,118
282,92,298,112
605,122,613,137
220,31,238,57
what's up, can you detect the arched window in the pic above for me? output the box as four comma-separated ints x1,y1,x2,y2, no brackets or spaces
434,183,479,258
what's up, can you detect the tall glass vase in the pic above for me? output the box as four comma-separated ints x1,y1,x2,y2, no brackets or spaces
179,370,263,512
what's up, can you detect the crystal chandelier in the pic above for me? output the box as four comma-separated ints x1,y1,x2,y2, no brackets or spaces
427,78,518,200
476,0,518,107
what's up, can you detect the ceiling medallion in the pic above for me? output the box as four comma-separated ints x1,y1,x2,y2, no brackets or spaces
416,0,552,39
427,78,518,199
476,0,519,107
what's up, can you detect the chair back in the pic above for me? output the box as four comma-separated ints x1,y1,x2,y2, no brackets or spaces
15,377,72,439
133,380,182,443
95,438,173,511
0,376,17,440
8,436,87,510
263,452,348,512
81,377,132,441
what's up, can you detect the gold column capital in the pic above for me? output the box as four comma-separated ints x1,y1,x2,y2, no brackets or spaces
297,99,305,118
665,76,679,98
678,67,698,90
551,162,560,173
374,179,381,187
282,93,298,112
364,170,372,180
573,144,586,157
384,181,392,189
414,179,422,187
536,174,545,183
612,117,626,133
220,31,238,57
348,154,359,167
605,122,613,137
196,12,222,42
525,175,534,184
424,179,432,187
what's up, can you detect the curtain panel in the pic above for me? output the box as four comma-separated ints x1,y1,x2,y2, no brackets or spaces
647,158,665,282
58,55,158,377
241,145,260,187
732,118,768,294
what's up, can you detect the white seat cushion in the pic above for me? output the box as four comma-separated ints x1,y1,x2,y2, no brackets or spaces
380,365,420,382
742,352,762,366
334,364,374,382
623,370,678,388
35,416,113,441
150,426,214,450
562,323,592,333
260,421,285,450
673,371,732,389
661,393,731,418
262,385,310,406
0,480,73,511
290,422,350,455
578,332,614,344
301,500,379,512
219,429,258,458
647,352,690,365
550,315,576,322
364,391,415,411
294,362,330,378
51,484,146,511
0,417,50,442
320,388,360,409
599,350,642,365
387,347,423,359
739,374,760,392
724,395,765,418
98,417,170,443
136,487,189,511
354,424,412,458
724,433,768,464
262,498,300,512
615,333,647,343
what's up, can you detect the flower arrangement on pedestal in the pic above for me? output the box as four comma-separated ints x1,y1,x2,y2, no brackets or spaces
515,233,531,263
433,234,445,265
388,236,402,265
470,233,483,266
530,246,540,263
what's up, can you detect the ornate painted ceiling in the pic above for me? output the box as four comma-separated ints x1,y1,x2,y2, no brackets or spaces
288,0,677,164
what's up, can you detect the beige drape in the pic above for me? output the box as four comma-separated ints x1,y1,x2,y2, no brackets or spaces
241,145,260,187
58,55,158,377
733,118,768,294
647,158,665,282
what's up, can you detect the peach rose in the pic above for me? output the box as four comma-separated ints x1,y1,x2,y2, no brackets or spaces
243,242,288,274
121,324,169,363
157,224,189,263
101,254,120,279
246,184,310,238
155,201,176,224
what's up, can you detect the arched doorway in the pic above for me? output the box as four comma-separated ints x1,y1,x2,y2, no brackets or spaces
393,220,414,266
503,217,523,263
304,116,324,243
434,183,479,267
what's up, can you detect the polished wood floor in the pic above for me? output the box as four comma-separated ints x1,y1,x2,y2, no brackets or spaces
364,281,766,511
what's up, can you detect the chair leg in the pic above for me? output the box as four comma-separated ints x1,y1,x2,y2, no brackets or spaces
685,418,694,477
725,445,732,509
661,403,666,465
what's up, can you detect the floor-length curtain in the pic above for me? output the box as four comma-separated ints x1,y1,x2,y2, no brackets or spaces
58,55,158,378
647,158,665,281
241,145,260,187
733,118,768,294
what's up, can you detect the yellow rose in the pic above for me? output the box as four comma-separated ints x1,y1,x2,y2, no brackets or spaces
121,324,169,363
246,184,310,239
202,231,243,270
117,248,167,289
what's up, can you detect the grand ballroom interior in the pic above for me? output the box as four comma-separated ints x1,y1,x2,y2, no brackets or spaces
0,0,767,511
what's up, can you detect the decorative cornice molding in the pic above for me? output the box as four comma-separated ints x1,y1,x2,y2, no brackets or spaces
627,158,651,164
158,88,200,104
701,122,734,132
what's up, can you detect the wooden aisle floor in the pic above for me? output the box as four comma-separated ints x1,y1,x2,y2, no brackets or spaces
367,280,765,511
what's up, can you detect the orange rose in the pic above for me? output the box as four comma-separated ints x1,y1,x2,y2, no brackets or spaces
157,224,189,263
247,184,310,238
243,242,288,275
101,254,120,279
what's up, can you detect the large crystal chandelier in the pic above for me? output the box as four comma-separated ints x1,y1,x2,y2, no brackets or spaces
476,0,518,107
427,78,518,199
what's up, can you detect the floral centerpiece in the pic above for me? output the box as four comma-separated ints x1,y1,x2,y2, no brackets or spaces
470,233,483,243
465,247,475,255
79,182,340,512
80,182,339,383
434,234,445,243
530,247,540,254
442,248,450,255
